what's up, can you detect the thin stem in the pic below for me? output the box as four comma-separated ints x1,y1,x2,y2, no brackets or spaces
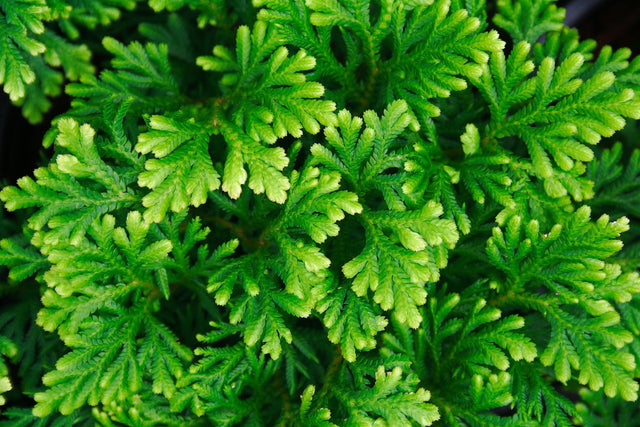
317,346,344,405
272,369,295,426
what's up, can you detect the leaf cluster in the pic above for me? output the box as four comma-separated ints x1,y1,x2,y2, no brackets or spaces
2,0,640,426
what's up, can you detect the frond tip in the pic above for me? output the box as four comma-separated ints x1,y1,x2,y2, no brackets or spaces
136,114,220,223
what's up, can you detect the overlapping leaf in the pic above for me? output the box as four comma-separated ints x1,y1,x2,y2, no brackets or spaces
343,201,458,328
385,0,505,123
0,119,138,248
0,0,47,102
312,101,459,327
197,21,336,201
494,0,565,44
511,361,576,426
136,114,220,223
335,366,440,427
33,311,192,416
255,0,359,103
486,207,640,400
208,165,362,359
473,41,640,198
317,284,387,362
37,212,172,338
65,37,181,124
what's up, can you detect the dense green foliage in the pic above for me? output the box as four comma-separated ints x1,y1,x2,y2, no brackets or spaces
2,0,640,425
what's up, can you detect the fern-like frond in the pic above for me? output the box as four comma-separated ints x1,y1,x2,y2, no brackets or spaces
317,283,387,362
312,101,458,327
33,310,191,416
148,0,232,28
209,263,313,360
493,0,564,44
65,37,181,125
295,385,337,427
383,291,536,380
403,122,514,233
574,387,640,427
36,211,172,338
208,165,362,359
0,335,16,406
0,0,47,102
381,291,537,425
0,234,49,282
587,143,640,218
0,406,95,426
198,21,336,140
311,100,412,203
135,113,220,223
343,201,458,328
255,0,358,104
385,0,504,124
0,297,62,396
196,21,338,202
511,361,576,426
175,335,278,423
0,119,138,248
218,119,291,203
336,366,440,426
487,208,640,400
473,41,640,199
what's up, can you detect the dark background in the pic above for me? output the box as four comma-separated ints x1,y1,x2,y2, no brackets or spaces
1,0,639,183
